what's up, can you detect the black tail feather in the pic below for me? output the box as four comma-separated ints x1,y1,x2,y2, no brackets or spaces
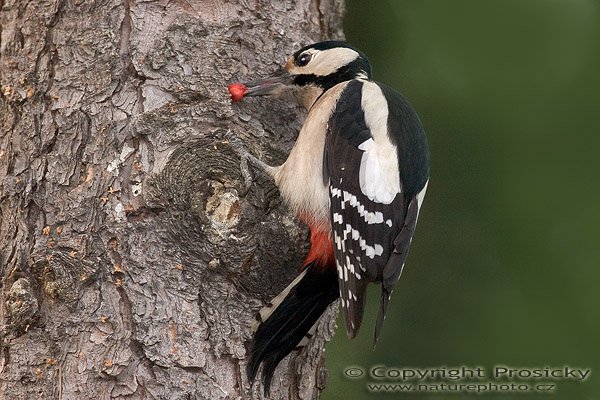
247,262,339,395
374,288,390,348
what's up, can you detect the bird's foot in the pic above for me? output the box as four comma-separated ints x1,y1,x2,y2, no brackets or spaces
225,130,274,195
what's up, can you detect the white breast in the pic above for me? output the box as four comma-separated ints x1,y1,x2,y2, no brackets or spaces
273,81,350,231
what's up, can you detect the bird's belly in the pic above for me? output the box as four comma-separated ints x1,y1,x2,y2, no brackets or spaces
273,136,330,232
272,81,350,232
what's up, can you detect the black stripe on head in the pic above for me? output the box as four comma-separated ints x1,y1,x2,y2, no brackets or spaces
291,41,372,91
291,63,364,91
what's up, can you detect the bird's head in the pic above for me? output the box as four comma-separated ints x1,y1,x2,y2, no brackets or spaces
231,41,372,109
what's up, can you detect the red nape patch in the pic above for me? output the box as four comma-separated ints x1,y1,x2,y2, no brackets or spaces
303,229,335,270
227,83,248,102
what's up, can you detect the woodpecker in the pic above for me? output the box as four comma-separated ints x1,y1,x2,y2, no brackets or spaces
229,40,429,393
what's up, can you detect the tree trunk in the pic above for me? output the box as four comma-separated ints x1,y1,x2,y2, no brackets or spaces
0,0,344,398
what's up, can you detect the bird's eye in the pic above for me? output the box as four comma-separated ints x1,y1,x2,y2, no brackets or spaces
297,53,312,67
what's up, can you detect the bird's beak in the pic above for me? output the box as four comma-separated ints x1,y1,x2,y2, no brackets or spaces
243,68,293,97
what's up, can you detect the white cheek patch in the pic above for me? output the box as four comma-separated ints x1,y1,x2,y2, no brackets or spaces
291,48,360,77
357,82,402,204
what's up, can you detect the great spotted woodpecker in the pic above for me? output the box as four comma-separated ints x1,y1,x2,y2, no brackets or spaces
229,41,429,393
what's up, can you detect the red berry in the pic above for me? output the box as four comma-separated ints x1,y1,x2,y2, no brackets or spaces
228,83,248,102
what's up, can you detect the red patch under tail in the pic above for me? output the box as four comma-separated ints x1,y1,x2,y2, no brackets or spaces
303,228,335,269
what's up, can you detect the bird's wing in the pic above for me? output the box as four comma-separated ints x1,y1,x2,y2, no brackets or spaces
326,79,429,341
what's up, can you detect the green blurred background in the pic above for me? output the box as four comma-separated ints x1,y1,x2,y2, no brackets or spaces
323,1,600,399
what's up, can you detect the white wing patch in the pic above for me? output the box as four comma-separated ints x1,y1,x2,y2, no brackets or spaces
358,82,401,204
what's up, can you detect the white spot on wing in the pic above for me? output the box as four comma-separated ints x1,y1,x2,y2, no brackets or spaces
347,289,355,301
367,211,384,224
333,212,343,224
336,189,392,226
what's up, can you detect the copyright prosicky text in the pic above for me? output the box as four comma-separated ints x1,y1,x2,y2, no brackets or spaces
344,365,591,382
343,364,591,395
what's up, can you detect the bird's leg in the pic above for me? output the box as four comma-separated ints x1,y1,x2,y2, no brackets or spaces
225,130,276,195
240,152,275,192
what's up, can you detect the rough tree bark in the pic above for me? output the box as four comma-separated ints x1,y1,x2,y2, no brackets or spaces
0,0,344,398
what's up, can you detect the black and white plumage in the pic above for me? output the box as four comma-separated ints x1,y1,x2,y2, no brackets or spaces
232,40,429,394
327,78,429,340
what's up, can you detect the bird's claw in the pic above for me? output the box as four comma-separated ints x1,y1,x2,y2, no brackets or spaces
239,153,255,196
225,130,272,196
